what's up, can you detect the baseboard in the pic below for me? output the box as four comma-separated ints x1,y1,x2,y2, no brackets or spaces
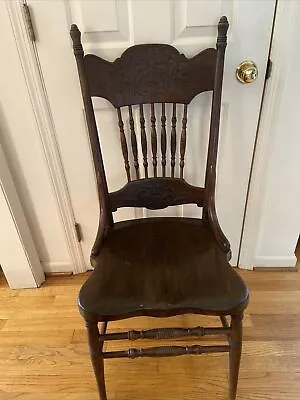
42,261,74,274
238,264,254,271
253,255,297,269
254,266,297,272
45,271,73,277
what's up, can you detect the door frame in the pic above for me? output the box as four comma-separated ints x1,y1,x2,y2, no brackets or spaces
5,0,86,274
5,0,297,272
239,0,300,269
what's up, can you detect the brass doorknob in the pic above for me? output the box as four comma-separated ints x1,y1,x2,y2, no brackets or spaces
236,60,258,84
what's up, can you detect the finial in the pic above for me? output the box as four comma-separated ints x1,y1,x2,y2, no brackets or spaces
217,16,229,48
70,24,83,56
219,16,228,25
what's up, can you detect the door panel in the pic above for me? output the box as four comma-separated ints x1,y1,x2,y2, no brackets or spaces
29,0,275,268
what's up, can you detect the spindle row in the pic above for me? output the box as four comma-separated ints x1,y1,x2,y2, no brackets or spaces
116,103,188,181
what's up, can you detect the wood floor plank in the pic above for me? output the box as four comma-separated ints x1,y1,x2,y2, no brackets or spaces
244,314,300,341
0,318,7,330
0,330,74,346
247,291,300,314
2,316,83,331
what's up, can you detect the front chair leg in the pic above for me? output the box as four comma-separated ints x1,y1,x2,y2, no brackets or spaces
85,320,107,400
229,314,243,400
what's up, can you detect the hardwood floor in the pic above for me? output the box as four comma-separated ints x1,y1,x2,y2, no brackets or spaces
0,263,300,399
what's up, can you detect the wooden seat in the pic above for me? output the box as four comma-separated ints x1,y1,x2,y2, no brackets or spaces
70,15,249,400
79,218,248,321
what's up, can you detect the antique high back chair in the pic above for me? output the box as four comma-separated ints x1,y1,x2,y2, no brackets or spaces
70,16,249,400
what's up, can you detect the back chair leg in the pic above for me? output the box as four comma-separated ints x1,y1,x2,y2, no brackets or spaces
229,314,243,400
85,320,107,400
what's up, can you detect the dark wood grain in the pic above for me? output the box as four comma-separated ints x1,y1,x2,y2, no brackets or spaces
79,217,248,321
150,103,158,177
229,314,243,400
128,106,140,179
170,103,177,178
71,16,247,400
83,46,217,107
139,104,148,178
203,16,231,256
203,15,228,225
116,108,131,182
109,178,205,211
103,345,230,359
98,326,231,341
70,24,113,228
85,321,107,399
180,104,188,179
160,103,167,177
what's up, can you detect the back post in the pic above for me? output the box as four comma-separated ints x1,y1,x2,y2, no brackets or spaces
203,16,231,256
203,17,229,215
70,25,113,228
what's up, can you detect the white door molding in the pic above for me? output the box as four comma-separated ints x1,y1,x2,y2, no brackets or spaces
239,0,300,269
5,1,86,274
0,144,45,288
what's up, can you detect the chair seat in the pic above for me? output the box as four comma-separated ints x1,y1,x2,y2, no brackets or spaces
78,218,249,321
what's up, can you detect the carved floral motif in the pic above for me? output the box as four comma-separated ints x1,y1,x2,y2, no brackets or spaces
136,181,178,209
84,45,216,107
109,178,205,211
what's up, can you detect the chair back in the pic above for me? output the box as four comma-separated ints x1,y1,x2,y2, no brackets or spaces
70,16,229,224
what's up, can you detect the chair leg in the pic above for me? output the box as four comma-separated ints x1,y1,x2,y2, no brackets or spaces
229,314,243,400
85,320,107,400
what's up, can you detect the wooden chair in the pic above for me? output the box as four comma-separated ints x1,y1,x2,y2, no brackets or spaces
70,16,249,400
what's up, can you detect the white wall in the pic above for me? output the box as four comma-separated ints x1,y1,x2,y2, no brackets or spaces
240,1,300,268
0,2,71,272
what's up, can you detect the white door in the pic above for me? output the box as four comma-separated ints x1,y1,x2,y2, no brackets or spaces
25,0,275,269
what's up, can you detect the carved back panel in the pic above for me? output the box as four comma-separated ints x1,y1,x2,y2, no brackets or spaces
83,46,216,107
70,16,229,217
